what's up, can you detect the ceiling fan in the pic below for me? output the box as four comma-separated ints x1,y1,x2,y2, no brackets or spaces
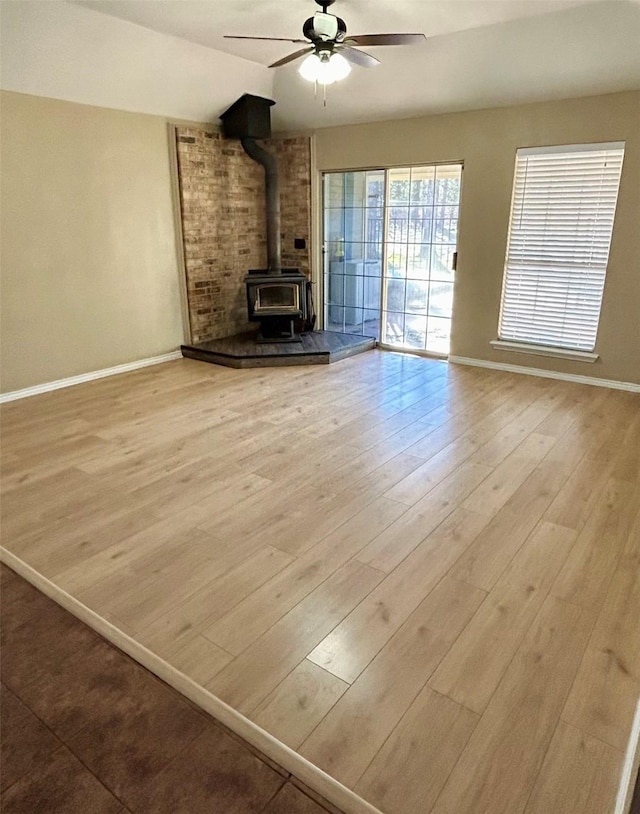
224,0,426,85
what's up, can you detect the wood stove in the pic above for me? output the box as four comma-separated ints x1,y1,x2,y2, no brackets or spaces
246,269,308,341
220,94,313,342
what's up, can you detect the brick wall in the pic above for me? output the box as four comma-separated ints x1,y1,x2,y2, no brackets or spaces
175,128,311,342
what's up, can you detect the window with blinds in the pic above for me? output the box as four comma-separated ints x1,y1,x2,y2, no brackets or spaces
498,142,625,352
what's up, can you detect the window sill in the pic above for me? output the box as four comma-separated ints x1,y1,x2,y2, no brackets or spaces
490,340,599,363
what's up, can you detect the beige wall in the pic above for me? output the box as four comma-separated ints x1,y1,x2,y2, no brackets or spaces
0,91,186,393
315,91,640,385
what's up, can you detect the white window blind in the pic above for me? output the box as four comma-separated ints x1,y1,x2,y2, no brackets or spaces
498,142,625,352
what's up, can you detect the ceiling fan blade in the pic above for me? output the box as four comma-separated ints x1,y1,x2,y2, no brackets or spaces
345,33,426,47
224,36,309,43
269,47,314,68
337,46,380,68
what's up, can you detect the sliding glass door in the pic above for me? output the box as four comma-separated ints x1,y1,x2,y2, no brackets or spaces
323,170,384,338
323,163,462,355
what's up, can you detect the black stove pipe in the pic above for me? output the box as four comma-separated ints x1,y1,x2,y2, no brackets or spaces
240,137,282,275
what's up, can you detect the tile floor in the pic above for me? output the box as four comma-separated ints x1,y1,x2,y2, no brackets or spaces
0,564,339,814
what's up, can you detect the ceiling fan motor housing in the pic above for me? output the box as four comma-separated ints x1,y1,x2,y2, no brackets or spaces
303,12,347,42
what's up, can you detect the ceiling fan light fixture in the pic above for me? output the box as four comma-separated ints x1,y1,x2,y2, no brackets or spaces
299,51,351,85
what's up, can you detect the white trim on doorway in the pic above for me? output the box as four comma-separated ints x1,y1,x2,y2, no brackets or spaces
614,696,640,814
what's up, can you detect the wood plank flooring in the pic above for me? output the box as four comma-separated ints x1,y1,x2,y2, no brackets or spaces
1,352,639,814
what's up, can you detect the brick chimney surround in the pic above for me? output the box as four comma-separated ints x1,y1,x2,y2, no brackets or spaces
175,126,312,344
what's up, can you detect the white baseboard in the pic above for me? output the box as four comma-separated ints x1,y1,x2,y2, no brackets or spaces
0,548,382,814
0,351,183,404
449,356,640,393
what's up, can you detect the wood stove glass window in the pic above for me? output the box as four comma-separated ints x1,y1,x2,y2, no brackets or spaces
255,283,299,314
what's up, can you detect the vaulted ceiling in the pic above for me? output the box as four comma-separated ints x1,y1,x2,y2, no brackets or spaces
2,0,639,130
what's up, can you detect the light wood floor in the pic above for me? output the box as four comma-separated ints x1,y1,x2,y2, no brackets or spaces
2,352,639,814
